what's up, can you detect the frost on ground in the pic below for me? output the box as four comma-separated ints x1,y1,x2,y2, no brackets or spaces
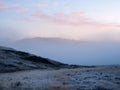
0,65,120,90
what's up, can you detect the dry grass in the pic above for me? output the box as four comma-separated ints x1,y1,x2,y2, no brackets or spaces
0,66,120,90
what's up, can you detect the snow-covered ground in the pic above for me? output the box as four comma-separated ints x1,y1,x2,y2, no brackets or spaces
0,65,120,90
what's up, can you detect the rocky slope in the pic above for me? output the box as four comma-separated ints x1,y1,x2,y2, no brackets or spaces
0,46,69,73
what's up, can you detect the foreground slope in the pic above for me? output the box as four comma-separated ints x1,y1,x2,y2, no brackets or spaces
0,46,68,73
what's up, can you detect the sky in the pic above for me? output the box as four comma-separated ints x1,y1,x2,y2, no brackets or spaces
0,0,120,42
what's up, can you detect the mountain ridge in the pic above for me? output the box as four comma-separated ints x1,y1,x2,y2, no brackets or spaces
0,46,71,73
15,37,88,45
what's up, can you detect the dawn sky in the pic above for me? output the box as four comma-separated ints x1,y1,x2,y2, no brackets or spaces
0,0,120,41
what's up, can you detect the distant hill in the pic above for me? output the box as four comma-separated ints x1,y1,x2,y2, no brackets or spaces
0,46,70,73
6,37,120,65
9,37,88,64
16,37,84,43
14,37,87,47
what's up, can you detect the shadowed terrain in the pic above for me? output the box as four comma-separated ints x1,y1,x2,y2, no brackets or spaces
0,46,70,73
0,46,120,90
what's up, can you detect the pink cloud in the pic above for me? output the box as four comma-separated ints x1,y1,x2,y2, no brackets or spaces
17,7,29,13
53,0,59,6
38,3,48,7
71,12,85,18
37,0,59,7
32,11,51,19
0,2,17,11
32,11,120,30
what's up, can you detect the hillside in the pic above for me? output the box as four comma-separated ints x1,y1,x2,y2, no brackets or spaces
8,37,120,65
0,46,69,73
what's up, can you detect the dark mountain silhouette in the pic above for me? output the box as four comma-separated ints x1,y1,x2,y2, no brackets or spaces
0,46,71,73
